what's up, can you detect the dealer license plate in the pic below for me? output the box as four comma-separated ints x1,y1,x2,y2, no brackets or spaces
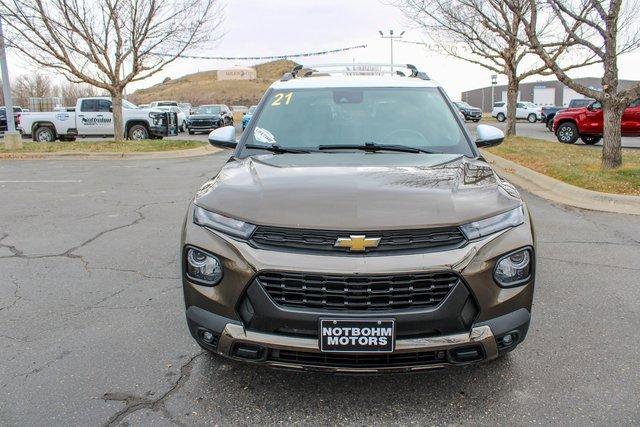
319,319,395,353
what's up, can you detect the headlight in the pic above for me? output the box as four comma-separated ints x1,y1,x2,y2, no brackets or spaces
185,246,223,286
460,206,524,240
494,248,533,287
193,205,256,239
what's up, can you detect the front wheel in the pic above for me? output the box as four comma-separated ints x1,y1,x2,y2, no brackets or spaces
581,135,602,145
556,122,579,144
496,113,506,122
527,113,537,123
546,119,554,131
472,119,481,123
34,126,56,142
188,129,195,135
128,124,149,141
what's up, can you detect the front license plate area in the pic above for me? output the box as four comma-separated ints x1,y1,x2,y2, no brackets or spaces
320,319,395,353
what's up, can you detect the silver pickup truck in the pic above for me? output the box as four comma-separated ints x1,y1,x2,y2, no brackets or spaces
19,97,178,142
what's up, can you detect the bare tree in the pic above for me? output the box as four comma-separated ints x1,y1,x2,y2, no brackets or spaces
56,81,102,107
394,0,596,135
504,0,640,169
0,0,223,141
12,73,54,106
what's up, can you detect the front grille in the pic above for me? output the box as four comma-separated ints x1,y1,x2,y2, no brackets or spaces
269,349,442,368
251,226,466,253
258,271,459,311
190,120,215,126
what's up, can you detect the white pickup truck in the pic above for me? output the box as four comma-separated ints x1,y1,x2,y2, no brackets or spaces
18,97,178,142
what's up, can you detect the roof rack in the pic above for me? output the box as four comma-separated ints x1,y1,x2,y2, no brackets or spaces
280,63,430,81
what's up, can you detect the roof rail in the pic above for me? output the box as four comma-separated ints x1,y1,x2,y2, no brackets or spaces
280,63,430,81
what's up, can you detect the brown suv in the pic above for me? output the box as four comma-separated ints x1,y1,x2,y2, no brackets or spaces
181,64,535,373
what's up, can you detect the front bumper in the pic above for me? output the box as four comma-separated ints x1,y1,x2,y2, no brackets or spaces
182,204,535,372
187,306,530,373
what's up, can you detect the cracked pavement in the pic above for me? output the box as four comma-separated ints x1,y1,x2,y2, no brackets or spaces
1,154,639,425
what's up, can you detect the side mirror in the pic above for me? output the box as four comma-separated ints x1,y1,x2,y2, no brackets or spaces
208,125,237,149
109,106,113,112
475,124,504,148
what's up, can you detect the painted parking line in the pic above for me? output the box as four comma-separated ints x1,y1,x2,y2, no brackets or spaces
0,180,83,183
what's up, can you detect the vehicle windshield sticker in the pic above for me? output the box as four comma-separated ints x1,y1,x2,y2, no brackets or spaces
254,127,277,144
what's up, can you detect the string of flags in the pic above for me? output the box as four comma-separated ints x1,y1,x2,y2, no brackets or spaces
155,44,368,61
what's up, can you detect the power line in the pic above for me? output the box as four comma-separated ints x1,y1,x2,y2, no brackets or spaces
155,44,367,61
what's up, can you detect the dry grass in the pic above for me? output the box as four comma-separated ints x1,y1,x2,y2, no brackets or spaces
487,136,640,196
130,59,298,106
0,139,204,154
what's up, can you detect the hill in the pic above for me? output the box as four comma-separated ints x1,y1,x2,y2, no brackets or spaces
129,59,297,106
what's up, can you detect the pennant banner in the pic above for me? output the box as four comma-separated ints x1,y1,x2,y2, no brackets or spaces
155,44,368,61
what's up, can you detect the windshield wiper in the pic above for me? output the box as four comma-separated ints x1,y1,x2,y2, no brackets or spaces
244,143,310,154
318,142,436,154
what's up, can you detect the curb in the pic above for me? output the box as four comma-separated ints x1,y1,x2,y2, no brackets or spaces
0,144,222,160
481,150,640,216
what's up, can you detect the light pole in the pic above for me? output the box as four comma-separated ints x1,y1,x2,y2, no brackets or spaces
490,74,498,112
0,13,20,149
379,30,405,73
0,14,15,132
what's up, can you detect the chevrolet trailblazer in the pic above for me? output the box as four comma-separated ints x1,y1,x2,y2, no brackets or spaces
181,64,535,373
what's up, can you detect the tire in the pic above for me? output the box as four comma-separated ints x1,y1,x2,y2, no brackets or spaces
581,135,602,145
34,126,56,142
188,130,195,135
527,113,537,123
546,119,554,132
128,124,149,141
496,113,506,122
556,122,579,144
472,119,481,123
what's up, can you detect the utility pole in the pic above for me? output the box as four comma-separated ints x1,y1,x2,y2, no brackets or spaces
0,14,15,132
379,30,405,73
0,13,20,149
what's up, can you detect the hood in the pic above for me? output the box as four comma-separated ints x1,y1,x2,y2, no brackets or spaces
188,114,221,120
194,153,522,230
555,107,586,116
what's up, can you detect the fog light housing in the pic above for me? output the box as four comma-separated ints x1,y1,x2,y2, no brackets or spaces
185,246,223,286
494,248,532,287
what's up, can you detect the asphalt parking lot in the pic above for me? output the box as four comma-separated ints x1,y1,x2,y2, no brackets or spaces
1,152,639,425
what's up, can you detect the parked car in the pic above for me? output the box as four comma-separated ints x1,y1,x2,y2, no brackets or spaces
0,106,24,131
183,64,536,372
156,105,187,132
553,99,640,144
454,101,482,122
149,100,179,108
491,101,542,123
543,99,594,131
18,97,178,141
178,102,193,115
185,104,233,135
241,105,257,130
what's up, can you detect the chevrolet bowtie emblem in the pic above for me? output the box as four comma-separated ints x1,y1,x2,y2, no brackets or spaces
334,235,381,252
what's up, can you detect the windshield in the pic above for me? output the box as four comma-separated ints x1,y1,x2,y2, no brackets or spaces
196,105,221,115
122,100,137,109
455,101,472,109
243,87,473,156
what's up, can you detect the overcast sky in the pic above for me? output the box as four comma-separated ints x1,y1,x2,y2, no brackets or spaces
8,0,640,101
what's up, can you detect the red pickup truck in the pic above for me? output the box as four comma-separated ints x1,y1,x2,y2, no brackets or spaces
553,99,640,144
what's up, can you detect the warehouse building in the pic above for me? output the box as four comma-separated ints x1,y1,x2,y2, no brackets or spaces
461,77,639,112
